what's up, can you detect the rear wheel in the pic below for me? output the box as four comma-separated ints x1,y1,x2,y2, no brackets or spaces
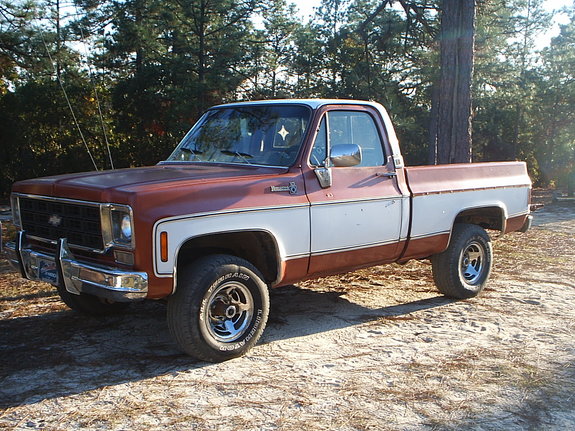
431,224,492,299
56,284,129,315
167,254,269,362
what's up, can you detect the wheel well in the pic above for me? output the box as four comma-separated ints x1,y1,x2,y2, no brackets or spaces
453,207,505,231
176,231,279,284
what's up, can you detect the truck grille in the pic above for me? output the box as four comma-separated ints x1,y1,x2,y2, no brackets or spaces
19,197,104,251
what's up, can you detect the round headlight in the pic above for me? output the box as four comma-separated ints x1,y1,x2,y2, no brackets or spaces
120,214,132,240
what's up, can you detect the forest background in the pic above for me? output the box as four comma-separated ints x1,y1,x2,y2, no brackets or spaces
0,0,574,198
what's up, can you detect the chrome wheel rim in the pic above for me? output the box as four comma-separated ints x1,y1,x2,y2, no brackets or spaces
204,281,254,342
460,241,485,285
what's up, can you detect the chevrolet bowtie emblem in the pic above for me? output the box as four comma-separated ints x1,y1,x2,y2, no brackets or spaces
48,214,63,227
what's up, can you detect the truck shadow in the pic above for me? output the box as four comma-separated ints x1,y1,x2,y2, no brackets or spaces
265,285,450,342
0,285,452,409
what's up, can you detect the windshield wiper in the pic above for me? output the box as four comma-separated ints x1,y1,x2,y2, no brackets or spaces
220,150,253,165
181,147,203,160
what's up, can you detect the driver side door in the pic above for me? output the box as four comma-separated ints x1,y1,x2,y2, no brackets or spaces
304,107,405,276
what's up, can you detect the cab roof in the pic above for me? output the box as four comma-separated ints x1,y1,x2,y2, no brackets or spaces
211,99,383,110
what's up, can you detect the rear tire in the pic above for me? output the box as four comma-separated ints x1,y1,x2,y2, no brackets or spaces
167,254,270,362
431,224,492,299
56,284,129,316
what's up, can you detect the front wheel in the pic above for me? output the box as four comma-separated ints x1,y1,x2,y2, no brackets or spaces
167,254,270,362
431,224,493,299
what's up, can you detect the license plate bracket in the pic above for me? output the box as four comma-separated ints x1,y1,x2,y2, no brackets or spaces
38,259,59,285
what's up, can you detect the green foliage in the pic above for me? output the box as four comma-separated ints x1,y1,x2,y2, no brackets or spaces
535,12,575,186
471,0,574,186
1,0,574,197
0,77,113,192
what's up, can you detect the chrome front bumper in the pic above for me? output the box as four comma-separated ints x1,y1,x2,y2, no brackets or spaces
4,232,148,302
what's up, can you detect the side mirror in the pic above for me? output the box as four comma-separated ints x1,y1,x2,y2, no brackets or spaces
313,144,362,188
330,144,362,167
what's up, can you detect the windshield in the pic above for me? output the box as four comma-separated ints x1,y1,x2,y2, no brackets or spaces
166,105,311,167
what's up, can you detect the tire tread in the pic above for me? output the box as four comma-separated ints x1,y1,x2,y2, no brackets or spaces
167,254,269,362
431,223,492,299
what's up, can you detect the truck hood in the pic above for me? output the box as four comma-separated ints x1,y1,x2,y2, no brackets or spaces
12,163,288,203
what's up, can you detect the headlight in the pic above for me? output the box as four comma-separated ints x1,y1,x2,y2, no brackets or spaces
120,214,132,239
110,206,134,248
10,194,21,228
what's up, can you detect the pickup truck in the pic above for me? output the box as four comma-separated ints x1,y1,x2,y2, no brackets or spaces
5,99,533,362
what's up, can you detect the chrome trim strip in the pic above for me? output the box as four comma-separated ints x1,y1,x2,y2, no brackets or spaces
15,231,28,278
155,202,310,226
285,253,309,260
295,231,449,261
57,238,80,295
157,160,290,170
10,194,21,228
101,205,113,251
409,230,451,241
25,234,108,254
4,241,19,269
309,195,408,207
311,238,401,256
12,193,101,207
101,203,136,251
411,184,531,197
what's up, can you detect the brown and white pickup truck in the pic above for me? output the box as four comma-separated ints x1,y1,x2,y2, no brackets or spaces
5,99,533,362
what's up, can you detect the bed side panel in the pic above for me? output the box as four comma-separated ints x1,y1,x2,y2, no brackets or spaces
402,162,531,259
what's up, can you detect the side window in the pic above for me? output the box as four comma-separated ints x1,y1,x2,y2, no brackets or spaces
309,111,385,167
329,111,384,167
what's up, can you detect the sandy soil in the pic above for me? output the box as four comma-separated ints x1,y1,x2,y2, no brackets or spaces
0,199,574,430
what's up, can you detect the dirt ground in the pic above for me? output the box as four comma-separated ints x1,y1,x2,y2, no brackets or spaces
0,196,574,430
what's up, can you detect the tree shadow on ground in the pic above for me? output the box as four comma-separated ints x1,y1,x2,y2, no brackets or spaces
0,284,451,409
533,200,575,227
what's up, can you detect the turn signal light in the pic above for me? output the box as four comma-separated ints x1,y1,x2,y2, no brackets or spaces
160,231,169,262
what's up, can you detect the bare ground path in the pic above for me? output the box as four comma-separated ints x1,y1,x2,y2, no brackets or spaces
0,200,574,430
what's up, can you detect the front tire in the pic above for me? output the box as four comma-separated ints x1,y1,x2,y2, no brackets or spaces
431,224,492,299
167,254,270,362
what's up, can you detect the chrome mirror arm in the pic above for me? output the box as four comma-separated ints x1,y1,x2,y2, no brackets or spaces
314,167,333,188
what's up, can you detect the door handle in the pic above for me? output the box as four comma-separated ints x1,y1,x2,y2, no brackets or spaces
375,172,397,178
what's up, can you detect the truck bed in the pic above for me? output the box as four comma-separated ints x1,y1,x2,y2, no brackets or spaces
400,161,532,260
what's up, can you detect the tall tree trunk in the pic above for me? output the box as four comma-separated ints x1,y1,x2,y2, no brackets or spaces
197,0,207,113
55,0,61,80
511,0,533,160
430,0,475,164
427,82,440,164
